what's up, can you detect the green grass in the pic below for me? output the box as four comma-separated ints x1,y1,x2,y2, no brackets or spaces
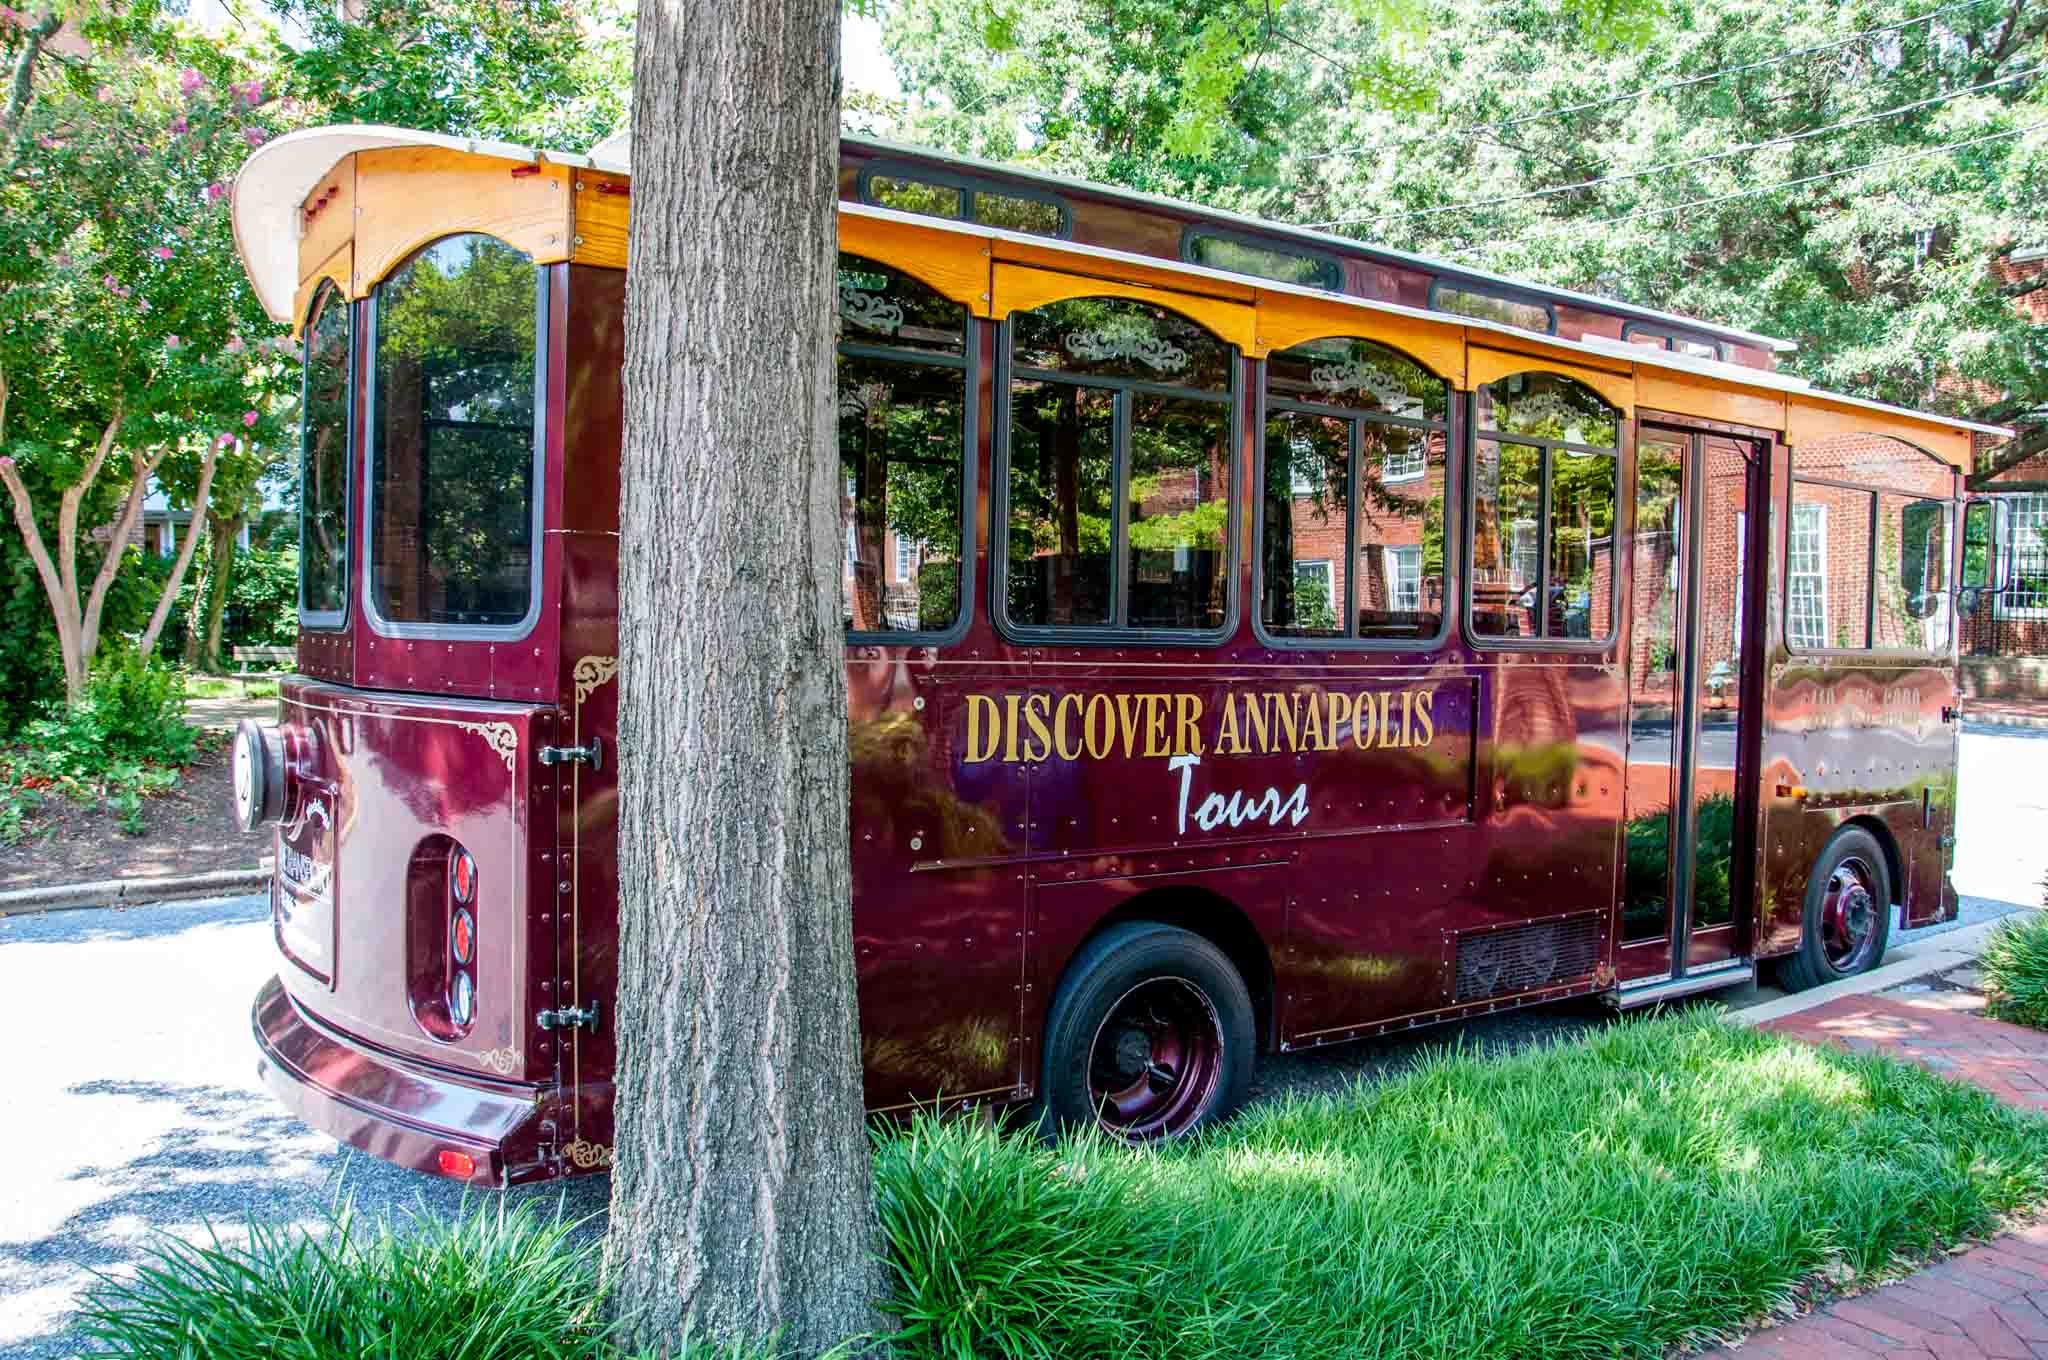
1982,909,2048,1029
184,675,281,701
78,1016,2048,1360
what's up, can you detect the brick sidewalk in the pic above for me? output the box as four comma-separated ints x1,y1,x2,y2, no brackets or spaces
1695,996,2048,1357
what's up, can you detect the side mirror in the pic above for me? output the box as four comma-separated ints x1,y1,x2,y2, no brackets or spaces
1961,499,2000,592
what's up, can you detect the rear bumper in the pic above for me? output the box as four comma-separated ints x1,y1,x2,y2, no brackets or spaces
252,975,557,1186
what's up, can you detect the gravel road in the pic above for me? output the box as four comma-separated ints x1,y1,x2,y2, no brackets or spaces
3,726,2040,1359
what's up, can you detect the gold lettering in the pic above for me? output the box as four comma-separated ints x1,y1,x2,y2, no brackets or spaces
1351,692,1376,750
1174,694,1203,757
1415,689,1436,747
1022,693,1053,764
1274,692,1300,752
965,694,1001,764
1300,692,1326,751
1215,694,1243,755
1327,693,1353,751
1054,694,1085,762
1115,694,1145,760
1084,695,1114,760
1397,689,1415,748
1143,694,1170,758
1244,693,1270,753
1002,693,1022,764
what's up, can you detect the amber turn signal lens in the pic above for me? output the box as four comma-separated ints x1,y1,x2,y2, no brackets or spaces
450,847,476,904
437,1148,477,1178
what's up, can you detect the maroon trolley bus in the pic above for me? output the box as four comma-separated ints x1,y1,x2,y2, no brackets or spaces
227,126,2009,1185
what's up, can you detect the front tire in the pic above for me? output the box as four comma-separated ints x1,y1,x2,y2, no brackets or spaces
1036,922,1254,1142
1777,828,1893,992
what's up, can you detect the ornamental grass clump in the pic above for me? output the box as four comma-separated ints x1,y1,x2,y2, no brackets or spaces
1981,908,2048,1029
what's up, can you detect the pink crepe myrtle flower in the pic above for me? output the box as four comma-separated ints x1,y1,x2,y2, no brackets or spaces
179,68,204,94
226,336,246,354
102,273,119,289
51,253,71,268
238,81,264,104
0,8,21,25
215,432,236,450
136,298,150,313
152,245,174,261
165,335,180,349
204,182,226,203
242,410,259,428
243,126,266,148
169,115,188,134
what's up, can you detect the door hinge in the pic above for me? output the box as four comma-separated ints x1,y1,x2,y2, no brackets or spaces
538,738,603,770
1941,705,1962,723
537,1000,602,1032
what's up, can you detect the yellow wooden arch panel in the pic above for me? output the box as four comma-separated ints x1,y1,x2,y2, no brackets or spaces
1786,395,1968,469
990,262,1256,352
1248,290,1465,383
839,212,993,317
297,155,355,302
292,241,352,340
1467,346,1634,413
352,147,573,297
569,171,631,270
1635,369,1786,433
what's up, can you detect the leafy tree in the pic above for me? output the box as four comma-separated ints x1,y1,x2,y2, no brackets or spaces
0,25,291,701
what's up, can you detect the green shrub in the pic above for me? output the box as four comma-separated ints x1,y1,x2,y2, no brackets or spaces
21,647,197,778
1981,911,2048,1029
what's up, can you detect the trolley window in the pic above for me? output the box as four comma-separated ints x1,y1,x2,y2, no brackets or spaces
1789,434,1956,654
1002,297,1235,636
1260,337,1450,643
859,163,1069,238
1183,228,1342,292
1469,373,1619,644
367,233,543,633
299,283,351,627
1430,281,1556,335
1621,321,1724,361
838,255,971,637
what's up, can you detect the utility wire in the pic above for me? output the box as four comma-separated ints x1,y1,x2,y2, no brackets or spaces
1295,0,1990,165
1305,64,2041,228
1436,119,2045,258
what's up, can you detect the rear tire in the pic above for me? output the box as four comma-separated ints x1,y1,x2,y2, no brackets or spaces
1035,922,1254,1142
1776,827,1893,992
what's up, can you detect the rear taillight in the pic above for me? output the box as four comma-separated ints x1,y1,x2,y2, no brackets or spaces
447,846,476,1030
437,1148,477,1179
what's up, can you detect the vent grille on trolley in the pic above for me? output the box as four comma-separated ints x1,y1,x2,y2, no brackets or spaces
1452,913,1602,1004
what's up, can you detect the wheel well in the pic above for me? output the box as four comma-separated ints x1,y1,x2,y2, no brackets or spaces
1067,888,1277,1051
1840,815,1906,908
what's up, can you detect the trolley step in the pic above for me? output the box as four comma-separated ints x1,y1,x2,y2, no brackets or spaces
1608,960,1755,1010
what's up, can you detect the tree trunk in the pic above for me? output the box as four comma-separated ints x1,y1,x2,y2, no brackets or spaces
600,0,880,1353
138,446,219,661
198,515,239,671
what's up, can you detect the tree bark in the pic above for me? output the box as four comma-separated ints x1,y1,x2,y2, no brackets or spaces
600,0,881,1353
198,515,239,671
138,445,219,661
0,400,126,704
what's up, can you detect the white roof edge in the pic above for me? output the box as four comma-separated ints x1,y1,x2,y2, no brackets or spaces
842,133,1802,355
843,202,2012,443
231,125,624,324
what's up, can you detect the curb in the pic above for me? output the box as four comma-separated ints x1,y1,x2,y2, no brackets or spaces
0,867,272,917
1730,916,2015,1027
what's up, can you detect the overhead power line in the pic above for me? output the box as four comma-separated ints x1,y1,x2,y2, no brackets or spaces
1305,64,2041,229
1295,0,1990,165
1440,119,2046,259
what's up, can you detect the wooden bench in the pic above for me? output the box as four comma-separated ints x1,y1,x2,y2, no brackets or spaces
231,644,295,692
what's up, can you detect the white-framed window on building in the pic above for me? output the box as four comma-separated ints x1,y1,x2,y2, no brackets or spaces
1289,433,1319,497
1996,493,2048,617
1788,502,1827,649
1381,442,1425,484
1510,517,1539,594
1383,545,1422,612
1294,558,1333,603
895,534,918,584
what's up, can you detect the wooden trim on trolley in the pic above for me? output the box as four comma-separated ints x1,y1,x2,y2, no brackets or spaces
569,170,631,270
1248,289,1466,381
1786,393,1970,469
1635,369,1786,433
1467,345,1635,412
351,146,573,298
292,240,352,339
841,212,994,316
990,261,1258,351
296,154,356,301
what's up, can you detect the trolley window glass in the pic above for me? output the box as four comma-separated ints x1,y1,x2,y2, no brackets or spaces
1260,337,1451,643
367,233,542,633
1002,297,1235,636
838,255,971,637
299,283,351,626
1468,373,1619,644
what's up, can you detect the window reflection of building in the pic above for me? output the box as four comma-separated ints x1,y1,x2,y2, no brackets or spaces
1997,493,2048,616
1788,503,1828,649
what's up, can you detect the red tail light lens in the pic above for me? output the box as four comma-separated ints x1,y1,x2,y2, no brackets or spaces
450,848,476,904
451,908,475,967
437,1149,477,1178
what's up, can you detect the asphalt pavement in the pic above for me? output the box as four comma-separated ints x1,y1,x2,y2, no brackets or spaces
3,726,2043,1359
